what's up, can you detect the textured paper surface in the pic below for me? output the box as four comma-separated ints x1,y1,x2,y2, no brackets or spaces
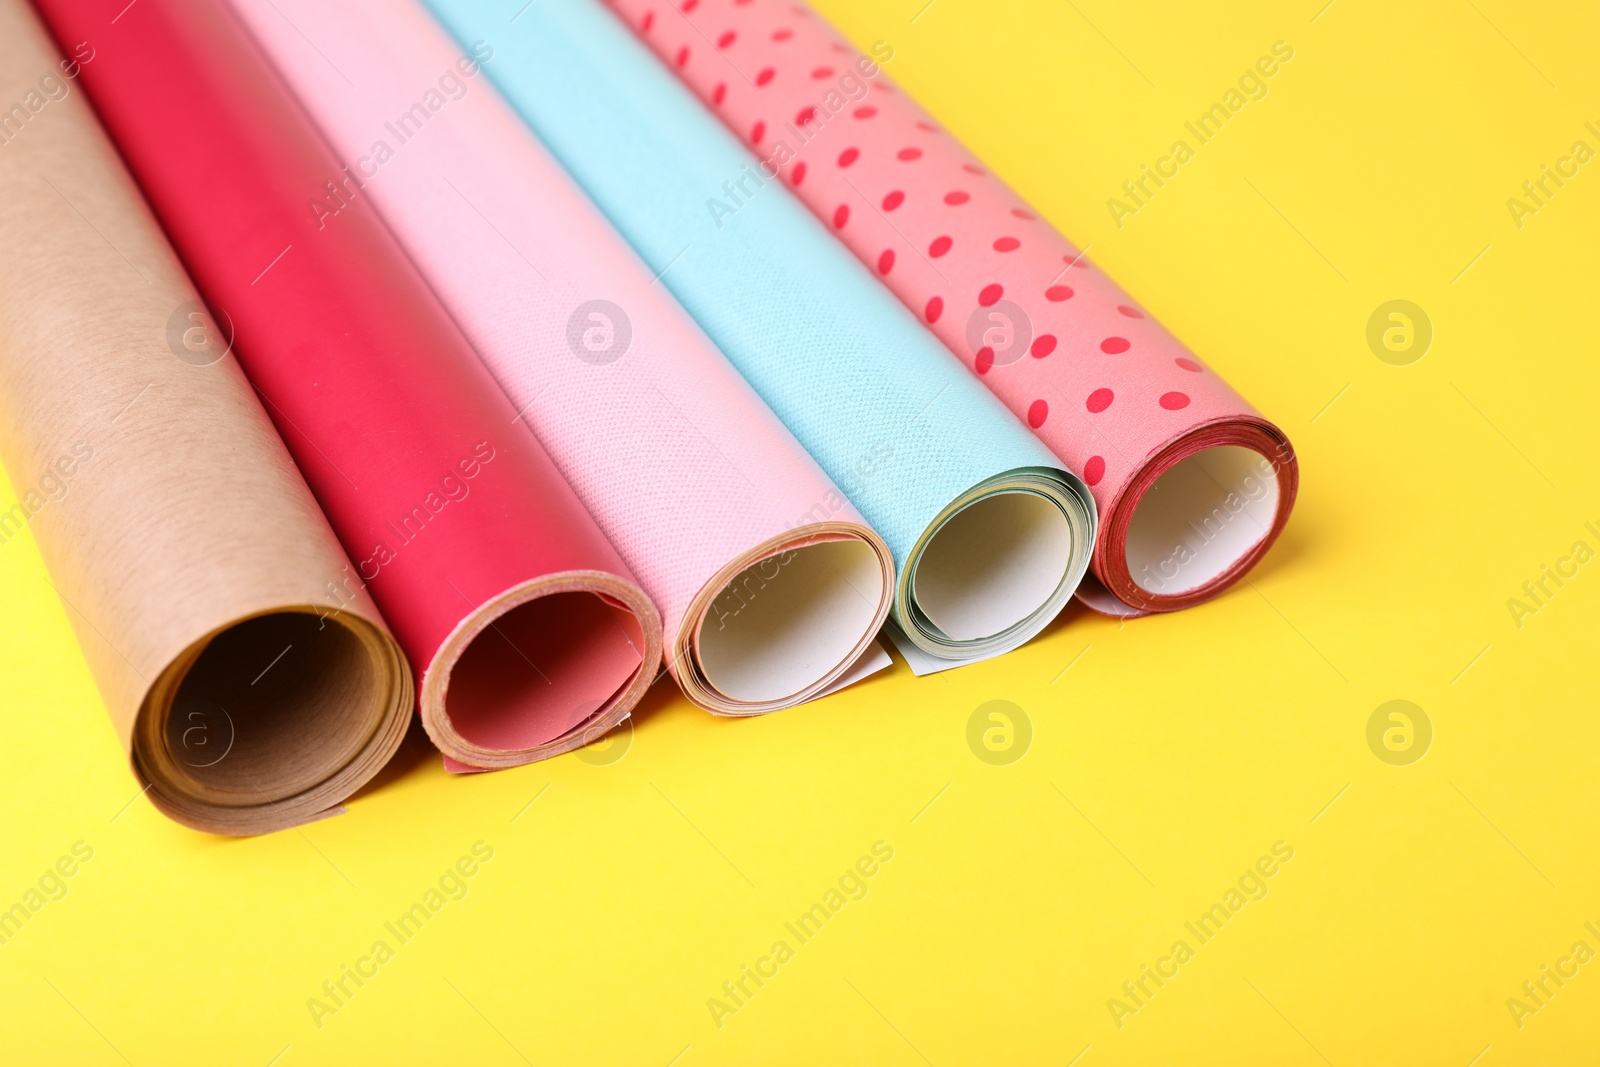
423,0,1096,666
608,0,1299,615
32,0,666,771
0,0,412,834
229,0,893,714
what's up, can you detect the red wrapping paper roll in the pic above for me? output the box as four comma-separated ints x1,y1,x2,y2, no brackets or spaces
608,0,1299,615
34,0,663,769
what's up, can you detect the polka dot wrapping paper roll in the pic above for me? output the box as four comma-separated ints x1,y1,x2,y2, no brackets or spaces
606,0,1300,615
422,0,1099,673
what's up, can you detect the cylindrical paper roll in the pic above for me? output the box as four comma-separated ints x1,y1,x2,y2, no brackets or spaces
226,0,894,712
608,0,1300,616
32,0,665,768
0,0,411,834
422,0,1096,671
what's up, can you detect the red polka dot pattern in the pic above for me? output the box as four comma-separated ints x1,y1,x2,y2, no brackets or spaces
609,0,1291,610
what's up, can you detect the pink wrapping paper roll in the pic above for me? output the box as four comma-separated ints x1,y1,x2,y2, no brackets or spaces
608,0,1299,615
227,0,894,714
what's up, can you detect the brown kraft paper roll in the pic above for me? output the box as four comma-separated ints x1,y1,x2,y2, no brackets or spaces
0,0,412,835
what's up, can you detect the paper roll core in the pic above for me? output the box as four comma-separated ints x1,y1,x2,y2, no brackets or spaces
442,592,637,749
1125,445,1282,597
696,537,886,705
678,524,894,715
134,609,409,830
895,469,1096,662
421,575,660,769
913,491,1075,643
1095,421,1298,613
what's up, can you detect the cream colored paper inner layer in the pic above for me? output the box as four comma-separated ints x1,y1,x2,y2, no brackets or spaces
1125,446,1280,595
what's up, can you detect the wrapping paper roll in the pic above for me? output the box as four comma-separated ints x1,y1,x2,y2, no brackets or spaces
423,0,1096,671
227,0,895,712
608,0,1300,616
0,0,411,834
32,0,666,770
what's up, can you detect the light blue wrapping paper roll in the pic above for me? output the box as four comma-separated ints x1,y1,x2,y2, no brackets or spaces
423,0,1096,667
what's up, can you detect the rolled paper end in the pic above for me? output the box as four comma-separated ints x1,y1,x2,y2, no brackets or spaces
132,609,412,836
897,467,1097,661
674,524,894,715
418,572,663,770
1091,418,1298,614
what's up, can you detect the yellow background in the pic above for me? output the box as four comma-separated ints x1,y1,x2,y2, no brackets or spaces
3,0,1598,1062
